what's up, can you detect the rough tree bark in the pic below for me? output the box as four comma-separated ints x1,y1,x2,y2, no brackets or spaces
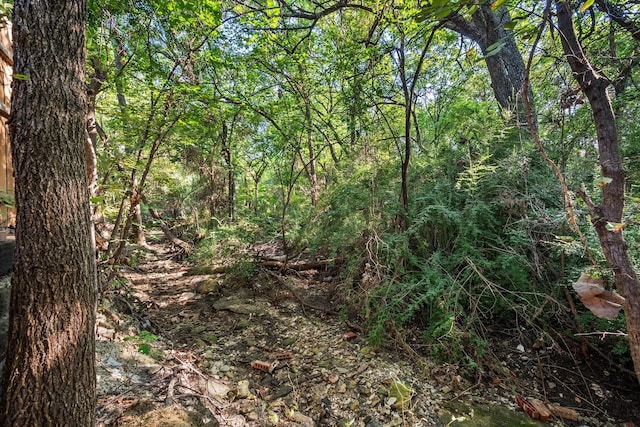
445,4,533,126
0,0,97,424
556,0,640,383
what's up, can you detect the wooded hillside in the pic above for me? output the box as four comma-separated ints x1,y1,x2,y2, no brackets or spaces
3,0,640,425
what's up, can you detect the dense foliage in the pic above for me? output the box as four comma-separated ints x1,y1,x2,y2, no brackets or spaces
86,0,640,374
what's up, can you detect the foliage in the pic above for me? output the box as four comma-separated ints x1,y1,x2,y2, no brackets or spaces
124,330,159,356
86,0,640,374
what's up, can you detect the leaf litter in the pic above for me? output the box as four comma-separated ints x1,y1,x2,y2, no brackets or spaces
95,240,640,426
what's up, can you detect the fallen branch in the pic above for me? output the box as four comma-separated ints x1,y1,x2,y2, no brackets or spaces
186,257,340,276
263,269,336,314
260,258,339,271
141,195,193,254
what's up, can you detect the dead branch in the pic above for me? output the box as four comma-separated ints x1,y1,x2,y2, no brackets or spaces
263,269,336,315
186,257,340,275
141,196,193,255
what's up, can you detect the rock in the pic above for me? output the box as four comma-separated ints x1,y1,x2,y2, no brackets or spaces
196,278,221,294
105,356,122,367
203,333,217,343
178,292,197,303
288,410,315,426
237,379,251,398
272,385,293,400
365,417,383,427
213,297,264,315
203,378,230,398
191,325,207,334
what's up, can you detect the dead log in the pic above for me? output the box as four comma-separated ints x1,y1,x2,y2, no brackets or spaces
259,258,339,271
186,258,340,276
142,196,192,254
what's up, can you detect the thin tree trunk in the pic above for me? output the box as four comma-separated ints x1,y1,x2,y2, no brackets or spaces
0,0,97,424
304,99,318,206
556,0,640,383
220,120,236,223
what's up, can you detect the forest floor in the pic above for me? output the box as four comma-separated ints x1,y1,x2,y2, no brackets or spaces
94,237,640,427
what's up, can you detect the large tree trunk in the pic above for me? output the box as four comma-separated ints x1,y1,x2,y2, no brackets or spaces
0,0,97,424
556,0,640,383
445,4,532,126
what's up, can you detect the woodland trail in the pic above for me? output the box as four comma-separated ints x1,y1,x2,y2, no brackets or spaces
94,238,638,427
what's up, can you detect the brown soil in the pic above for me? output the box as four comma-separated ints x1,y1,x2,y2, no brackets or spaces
95,239,640,427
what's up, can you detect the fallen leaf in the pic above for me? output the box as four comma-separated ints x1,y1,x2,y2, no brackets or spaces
573,273,625,320
341,331,357,340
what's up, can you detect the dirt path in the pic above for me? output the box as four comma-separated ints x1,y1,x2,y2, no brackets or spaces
94,240,637,426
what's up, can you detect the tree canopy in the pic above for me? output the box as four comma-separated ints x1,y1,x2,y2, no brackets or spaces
77,0,640,382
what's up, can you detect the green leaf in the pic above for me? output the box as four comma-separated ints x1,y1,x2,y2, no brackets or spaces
606,222,625,233
90,196,104,203
13,73,29,80
483,38,507,58
580,0,595,12
138,343,151,355
491,0,509,10
596,176,613,187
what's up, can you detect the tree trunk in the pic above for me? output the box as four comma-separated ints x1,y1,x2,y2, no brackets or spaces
556,0,640,384
445,4,533,126
0,0,97,424
221,120,236,223
304,99,319,207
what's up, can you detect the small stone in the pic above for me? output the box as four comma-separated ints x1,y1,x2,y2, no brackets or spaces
191,325,207,334
219,364,231,373
288,411,314,426
203,333,217,343
273,385,293,399
237,379,250,398
365,417,383,427
178,292,197,303
196,279,220,294
337,382,347,393
204,378,230,398
105,357,122,367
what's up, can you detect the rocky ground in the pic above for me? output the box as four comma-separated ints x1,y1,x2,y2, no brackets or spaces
94,240,640,427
